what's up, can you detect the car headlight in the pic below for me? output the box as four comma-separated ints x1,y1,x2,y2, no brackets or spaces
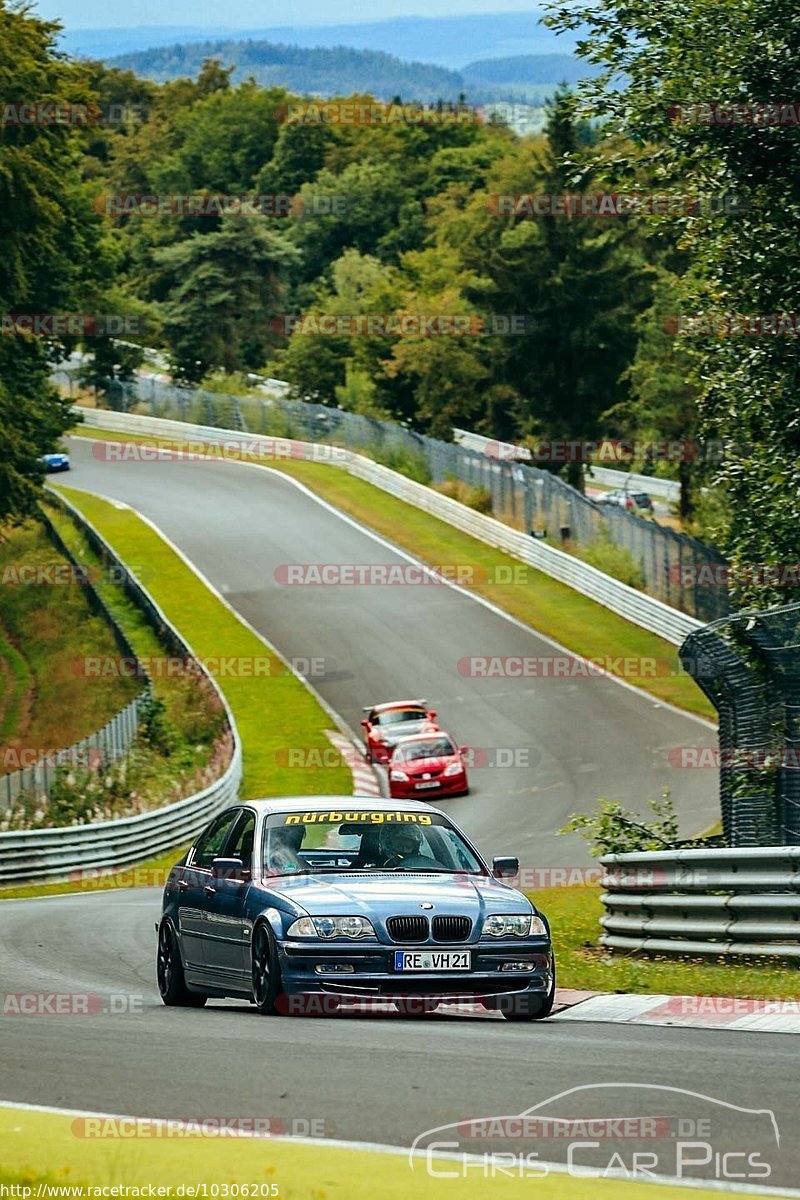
390,768,409,781
482,914,546,938
443,762,463,776
287,915,376,939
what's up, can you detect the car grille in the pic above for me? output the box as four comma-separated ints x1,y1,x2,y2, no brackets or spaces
432,915,472,942
386,916,428,942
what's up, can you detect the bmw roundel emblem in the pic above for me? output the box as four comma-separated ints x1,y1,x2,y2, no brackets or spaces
420,902,433,909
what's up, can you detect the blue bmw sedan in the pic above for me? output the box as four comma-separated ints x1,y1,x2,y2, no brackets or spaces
157,796,555,1021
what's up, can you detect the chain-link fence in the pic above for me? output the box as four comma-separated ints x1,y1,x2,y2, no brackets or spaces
680,601,800,846
61,369,729,621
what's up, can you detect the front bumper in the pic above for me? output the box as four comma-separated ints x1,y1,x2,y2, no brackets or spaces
389,774,468,798
277,938,552,1001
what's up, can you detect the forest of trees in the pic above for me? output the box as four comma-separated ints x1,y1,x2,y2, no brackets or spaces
2,0,799,607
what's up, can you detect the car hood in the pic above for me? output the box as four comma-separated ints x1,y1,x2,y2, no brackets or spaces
378,721,434,743
399,755,458,775
260,873,535,921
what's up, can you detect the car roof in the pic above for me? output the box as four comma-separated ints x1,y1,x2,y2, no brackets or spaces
370,700,428,713
240,795,446,816
391,731,453,745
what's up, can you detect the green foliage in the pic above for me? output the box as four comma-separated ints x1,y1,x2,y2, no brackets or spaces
154,213,298,382
0,2,111,523
561,790,680,857
575,533,646,590
547,0,800,602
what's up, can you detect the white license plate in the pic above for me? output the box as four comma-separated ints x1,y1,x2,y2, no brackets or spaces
415,780,440,790
394,950,471,971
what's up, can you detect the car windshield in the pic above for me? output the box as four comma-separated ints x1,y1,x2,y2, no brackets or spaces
374,708,427,726
394,738,455,762
262,808,484,876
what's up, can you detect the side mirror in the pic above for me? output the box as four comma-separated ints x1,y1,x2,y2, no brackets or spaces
458,745,469,755
492,856,519,881
428,710,437,720
360,718,370,728
211,856,246,883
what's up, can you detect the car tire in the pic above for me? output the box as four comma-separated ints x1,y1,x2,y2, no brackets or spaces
252,922,283,1015
157,920,207,1007
499,962,556,1022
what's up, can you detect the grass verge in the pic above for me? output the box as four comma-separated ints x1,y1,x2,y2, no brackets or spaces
54,486,352,803
71,427,715,721
0,1107,746,1200
0,519,141,757
533,883,800,999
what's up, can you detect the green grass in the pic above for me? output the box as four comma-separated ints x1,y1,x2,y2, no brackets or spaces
44,499,225,764
532,883,800,999
71,426,715,720
0,1107,748,1200
0,520,141,762
55,486,351,804
0,626,31,744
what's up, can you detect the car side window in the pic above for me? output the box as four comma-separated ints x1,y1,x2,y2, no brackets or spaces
192,810,240,871
226,811,256,872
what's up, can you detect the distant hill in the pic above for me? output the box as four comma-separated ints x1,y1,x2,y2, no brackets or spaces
62,9,580,70
463,53,603,86
107,40,472,103
106,40,596,106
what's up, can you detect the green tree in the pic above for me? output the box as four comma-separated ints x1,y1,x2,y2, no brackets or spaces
0,1,107,523
154,213,298,382
547,0,800,603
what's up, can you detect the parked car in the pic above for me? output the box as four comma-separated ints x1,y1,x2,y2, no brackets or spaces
595,488,653,514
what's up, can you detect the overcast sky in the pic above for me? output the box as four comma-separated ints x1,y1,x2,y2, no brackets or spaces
34,0,546,31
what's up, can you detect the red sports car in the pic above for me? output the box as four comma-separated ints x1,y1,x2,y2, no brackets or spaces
361,700,438,764
388,732,470,799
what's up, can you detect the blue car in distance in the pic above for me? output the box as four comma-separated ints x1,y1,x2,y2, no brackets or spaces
41,452,70,473
157,796,555,1021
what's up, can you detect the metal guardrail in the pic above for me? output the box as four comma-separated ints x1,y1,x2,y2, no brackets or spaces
599,846,800,958
73,408,703,647
0,493,242,883
453,429,682,503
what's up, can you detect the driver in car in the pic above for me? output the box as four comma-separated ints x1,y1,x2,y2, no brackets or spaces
379,823,438,869
266,825,305,875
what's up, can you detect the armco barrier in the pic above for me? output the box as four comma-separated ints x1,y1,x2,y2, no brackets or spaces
453,428,681,503
599,846,800,958
74,407,702,647
0,492,242,883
